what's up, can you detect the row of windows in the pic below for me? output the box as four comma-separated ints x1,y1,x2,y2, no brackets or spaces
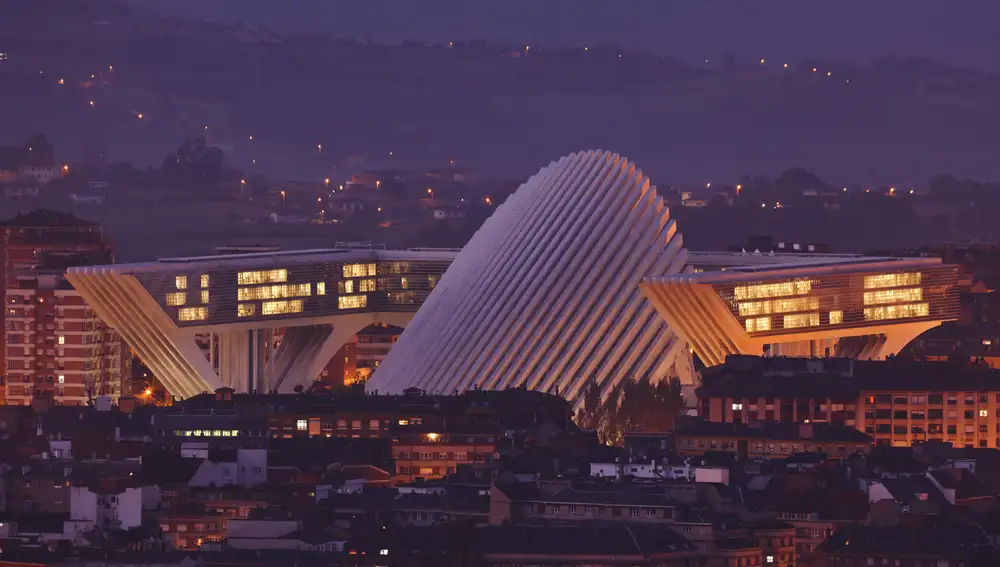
539,504,664,519
683,438,861,454
734,279,812,301
344,263,377,278
783,312,820,329
178,307,208,321
863,272,921,289
166,290,210,306
339,279,376,294
863,287,923,306
396,451,475,461
175,275,211,290
293,418,382,431
745,316,771,332
868,423,993,436
237,283,312,301
237,269,287,285
863,302,930,321
398,466,451,476
867,408,994,420
261,299,304,316
738,297,818,316
868,393,997,405
173,429,241,437
339,295,367,310
160,523,219,533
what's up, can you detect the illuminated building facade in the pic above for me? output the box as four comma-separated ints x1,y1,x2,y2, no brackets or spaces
0,210,126,406
369,150,960,408
369,150,691,404
66,248,454,399
641,258,960,366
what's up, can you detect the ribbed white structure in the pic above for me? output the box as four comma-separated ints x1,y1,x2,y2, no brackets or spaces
369,150,689,405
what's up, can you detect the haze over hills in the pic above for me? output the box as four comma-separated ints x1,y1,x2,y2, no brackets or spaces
2,0,1000,186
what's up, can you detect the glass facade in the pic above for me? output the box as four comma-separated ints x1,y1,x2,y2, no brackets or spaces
714,266,960,338
146,255,452,326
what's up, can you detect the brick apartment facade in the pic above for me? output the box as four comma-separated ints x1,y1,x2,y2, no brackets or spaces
1,210,127,405
698,356,1000,449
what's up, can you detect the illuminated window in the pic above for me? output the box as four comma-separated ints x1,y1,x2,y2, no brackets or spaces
783,313,820,329
829,310,843,325
201,290,209,304
296,419,308,431
734,280,811,301
237,303,257,317
863,288,923,305
338,280,354,294
237,269,288,285
745,316,771,332
237,283,312,301
316,282,326,295
343,263,377,278
338,295,368,310
864,303,930,321
178,307,208,321
175,276,188,290
864,272,921,289
980,409,989,418
739,301,772,316
57,335,65,345
166,292,186,306
261,300,304,316
358,279,376,292
389,292,416,305
738,297,818,316
400,277,408,290
200,274,210,288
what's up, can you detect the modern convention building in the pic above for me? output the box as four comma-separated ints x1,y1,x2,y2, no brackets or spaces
641,255,960,368
68,151,960,405
367,150,960,406
66,247,454,399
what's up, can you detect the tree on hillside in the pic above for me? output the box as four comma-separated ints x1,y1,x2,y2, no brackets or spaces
773,167,835,196
160,136,230,189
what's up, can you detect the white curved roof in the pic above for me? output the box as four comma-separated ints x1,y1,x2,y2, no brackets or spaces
368,150,689,404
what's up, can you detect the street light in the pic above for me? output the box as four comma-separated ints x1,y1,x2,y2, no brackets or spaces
280,190,286,206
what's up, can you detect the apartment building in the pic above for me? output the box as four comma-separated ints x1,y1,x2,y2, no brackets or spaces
698,356,1000,448
1,210,126,405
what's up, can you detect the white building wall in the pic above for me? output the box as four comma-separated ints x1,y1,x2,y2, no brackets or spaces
188,460,238,488
369,150,689,407
112,487,144,529
70,487,99,527
237,448,267,487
